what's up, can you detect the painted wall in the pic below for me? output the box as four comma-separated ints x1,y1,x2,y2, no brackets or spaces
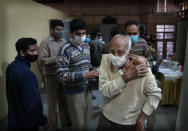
0,0,70,119
176,28,188,131
44,0,177,34
176,20,188,65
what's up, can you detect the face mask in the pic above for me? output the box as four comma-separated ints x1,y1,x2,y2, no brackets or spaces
99,38,103,41
109,54,127,68
73,35,86,45
129,35,138,44
24,54,38,63
85,38,91,43
55,30,63,39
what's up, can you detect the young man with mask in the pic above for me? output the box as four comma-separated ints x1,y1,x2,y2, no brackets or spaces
85,33,91,45
97,35,161,131
124,21,149,59
90,30,104,67
6,38,47,131
39,19,70,130
56,18,99,131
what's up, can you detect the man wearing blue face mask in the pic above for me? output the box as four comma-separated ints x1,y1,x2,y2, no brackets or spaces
85,33,91,45
124,21,149,59
39,19,70,130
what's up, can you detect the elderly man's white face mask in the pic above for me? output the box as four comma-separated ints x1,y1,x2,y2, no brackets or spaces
109,54,127,68
109,37,132,68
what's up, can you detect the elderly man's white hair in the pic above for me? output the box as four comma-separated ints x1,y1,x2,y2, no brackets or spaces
110,34,132,52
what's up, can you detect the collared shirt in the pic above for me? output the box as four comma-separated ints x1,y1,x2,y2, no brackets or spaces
70,38,83,51
39,35,66,75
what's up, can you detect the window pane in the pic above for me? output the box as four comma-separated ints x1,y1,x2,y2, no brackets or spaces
157,42,163,59
165,25,175,28
165,28,175,32
164,33,175,39
157,25,164,28
157,28,164,32
166,42,174,60
156,33,164,39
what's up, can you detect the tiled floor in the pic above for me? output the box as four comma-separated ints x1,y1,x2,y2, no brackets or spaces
40,89,178,131
0,89,178,131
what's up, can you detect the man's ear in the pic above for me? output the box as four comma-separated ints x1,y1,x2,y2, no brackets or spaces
129,49,134,55
20,50,26,57
70,32,74,39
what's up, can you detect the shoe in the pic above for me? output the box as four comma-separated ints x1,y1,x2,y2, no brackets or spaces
62,122,72,127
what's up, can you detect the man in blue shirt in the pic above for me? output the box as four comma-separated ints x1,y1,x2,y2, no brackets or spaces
6,38,47,131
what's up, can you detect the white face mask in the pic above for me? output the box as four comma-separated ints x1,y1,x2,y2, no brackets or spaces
109,54,127,68
72,35,86,45
99,38,103,41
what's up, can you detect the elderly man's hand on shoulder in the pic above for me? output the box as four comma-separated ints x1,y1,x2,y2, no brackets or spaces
122,55,148,82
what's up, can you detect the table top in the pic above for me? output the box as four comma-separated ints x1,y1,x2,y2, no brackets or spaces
158,67,183,81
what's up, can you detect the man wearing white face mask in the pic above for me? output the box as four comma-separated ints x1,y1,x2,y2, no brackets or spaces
56,19,99,131
97,35,161,131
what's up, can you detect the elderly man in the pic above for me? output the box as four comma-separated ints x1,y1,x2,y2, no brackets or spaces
97,35,162,131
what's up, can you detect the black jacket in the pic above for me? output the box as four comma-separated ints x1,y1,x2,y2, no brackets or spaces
6,56,47,129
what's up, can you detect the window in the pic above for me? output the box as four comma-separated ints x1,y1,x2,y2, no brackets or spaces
157,0,167,13
156,24,176,60
157,42,163,59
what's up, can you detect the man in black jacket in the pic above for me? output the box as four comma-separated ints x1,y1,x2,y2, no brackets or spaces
90,30,104,67
6,38,47,131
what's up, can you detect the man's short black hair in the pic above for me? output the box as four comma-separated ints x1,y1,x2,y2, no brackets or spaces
50,19,64,30
70,18,86,33
110,27,120,38
124,20,139,30
15,38,37,55
91,30,101,40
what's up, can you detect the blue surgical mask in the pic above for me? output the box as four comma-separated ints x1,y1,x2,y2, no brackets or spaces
85,38,91,43
55,30,63,39
129,35,138,44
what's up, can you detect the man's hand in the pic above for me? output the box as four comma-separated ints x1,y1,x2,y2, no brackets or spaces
83,69,99,79
122,58,148,82
136,112,148,131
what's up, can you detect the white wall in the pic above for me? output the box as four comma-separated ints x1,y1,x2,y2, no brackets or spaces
0,0,71,119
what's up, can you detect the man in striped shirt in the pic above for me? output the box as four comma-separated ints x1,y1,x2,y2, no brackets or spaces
56,19,98,131
124,21,149,59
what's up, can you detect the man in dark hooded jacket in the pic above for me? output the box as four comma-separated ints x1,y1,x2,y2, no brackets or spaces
6,38,47,131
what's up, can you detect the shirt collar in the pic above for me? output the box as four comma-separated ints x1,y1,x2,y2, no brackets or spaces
70,38,83,51
15,55,31,68
48,35,64,41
